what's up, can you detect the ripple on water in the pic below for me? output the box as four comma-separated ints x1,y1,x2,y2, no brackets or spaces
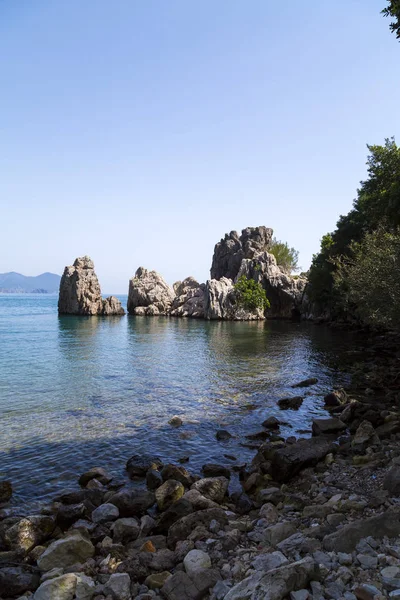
0,294,355,510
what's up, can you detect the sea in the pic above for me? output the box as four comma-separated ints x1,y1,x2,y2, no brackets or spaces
0,294,356,510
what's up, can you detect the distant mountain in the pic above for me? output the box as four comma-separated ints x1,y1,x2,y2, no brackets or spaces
0,271,61,293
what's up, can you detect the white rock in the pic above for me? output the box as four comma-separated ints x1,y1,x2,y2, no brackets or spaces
184,549,212,577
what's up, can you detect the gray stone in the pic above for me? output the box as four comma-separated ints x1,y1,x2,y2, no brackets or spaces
269,436,337,482
324,508,400,553
127,267,175,315
265,522,296,546
112,517,140,543
191,477,229,504
78,467,112,487
250,551,288,572
204,277,264,321
155,480,185,511
91,503,119,524
37,532,95,571
75,574,96,600
0,566,40,597
103,573,131,600
4,515,55,553
384,466,400,496
126,454,163,478
34,574,77,600
58,257,124,316
224,557,316,600
167,508,228,547
184,549,212,577
161,571,199,600
290,591,309,600
357,553,378,569
108,489,155,517
312,418,346,436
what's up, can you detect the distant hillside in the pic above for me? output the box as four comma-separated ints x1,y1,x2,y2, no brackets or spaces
0,271,61,293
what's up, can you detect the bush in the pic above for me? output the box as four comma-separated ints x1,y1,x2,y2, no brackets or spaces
234,275,270,311
333,228,400,329
269,238,299,274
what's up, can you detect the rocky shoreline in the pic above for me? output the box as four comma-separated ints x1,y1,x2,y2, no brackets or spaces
1,336,400,600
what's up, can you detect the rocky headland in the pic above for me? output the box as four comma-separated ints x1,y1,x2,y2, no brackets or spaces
2,337,400,600
58,257,125,316
127,226,308,321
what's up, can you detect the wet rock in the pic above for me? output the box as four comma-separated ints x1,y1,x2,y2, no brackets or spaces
56,502,86,528
224,556,316,600
146,469,163,490
37,532,95,571
91,503,120,524
216,429,232,441
312,417,346,436
384,466,400,496
262,416,280,429
323,508,400,553
127,267,175,316
0,566,40,597
278,396,304,410
202,464,231,478
191,477,229,504
78,467,113,488
0,480,12,503
126,455,163,478
167,508,228,547
4,515,55,553
161,464,192,488
34,573,78,600
104,573,131,600
155,480,185,511
168,416,183,427
108,489,155,517
269,436,337,482
112,517,140,544
292,378,318,388
324,389,348,407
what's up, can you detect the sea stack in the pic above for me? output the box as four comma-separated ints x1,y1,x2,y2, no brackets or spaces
58,256,125,316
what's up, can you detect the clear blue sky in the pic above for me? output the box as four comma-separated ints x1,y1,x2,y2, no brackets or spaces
1,1,399,292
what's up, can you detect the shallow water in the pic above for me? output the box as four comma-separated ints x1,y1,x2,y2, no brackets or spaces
0,294,355,510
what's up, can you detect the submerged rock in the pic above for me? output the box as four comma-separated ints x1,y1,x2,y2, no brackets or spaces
127,267,175,315
58,256,124,316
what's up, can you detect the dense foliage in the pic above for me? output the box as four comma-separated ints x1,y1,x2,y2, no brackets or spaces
269,238,299,274
334,228,400,329
234,275,270,312
308,138,400,326
382,1,400,39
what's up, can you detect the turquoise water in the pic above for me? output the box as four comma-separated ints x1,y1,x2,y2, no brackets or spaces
0,294,354,510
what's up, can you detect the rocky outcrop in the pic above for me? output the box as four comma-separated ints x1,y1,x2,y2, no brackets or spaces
170,278,205,318
58,257,125,316
127,267,175,316
204,278,264,320
210,226,273,280
210,227,308,319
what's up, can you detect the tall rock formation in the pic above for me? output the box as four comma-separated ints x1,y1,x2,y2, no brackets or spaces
204,278,264,320
58,257,125,316
127,267,175,315
170,277,205,318
208,226,307,319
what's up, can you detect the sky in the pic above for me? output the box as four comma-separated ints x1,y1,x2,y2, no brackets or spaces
0,1,399,293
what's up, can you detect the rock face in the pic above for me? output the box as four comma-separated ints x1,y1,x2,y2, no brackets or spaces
210,227,273,280
170,277,205,318
127,267,175,316
209,226,308,319
204,278,264,321
58,256,124,316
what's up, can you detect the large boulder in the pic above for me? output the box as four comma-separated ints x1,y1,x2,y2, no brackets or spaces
127,267,175,315
37,532,95,571
268,436,337,482
170,277,205,318
204,277,264,321
0,566,40,597
58,256,124,316
4,515,55,553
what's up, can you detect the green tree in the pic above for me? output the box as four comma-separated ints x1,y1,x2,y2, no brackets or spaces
269,238,299,274
308,138,400,315
333,228,400,329
382,1,400,39
234,275,270,312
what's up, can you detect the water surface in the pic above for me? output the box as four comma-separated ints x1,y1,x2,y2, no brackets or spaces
0,294,355,510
